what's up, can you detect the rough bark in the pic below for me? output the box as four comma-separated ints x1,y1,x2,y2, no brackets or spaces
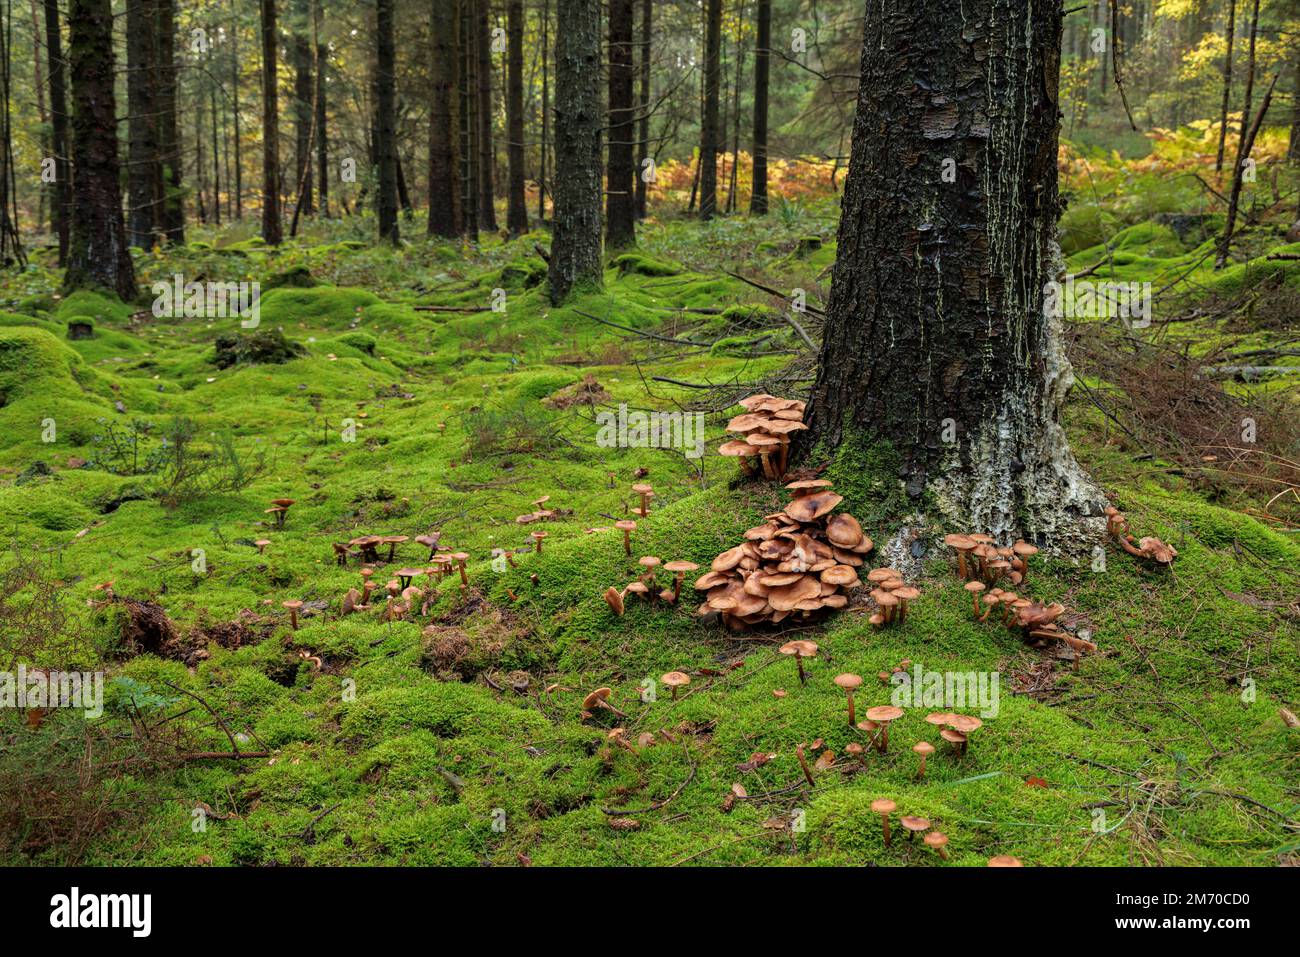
605,0,636,247
750,0,770,214
634,0,651,219
1215,0,1235,173
375,0,400,243
698,0,721,221
155,0,184,243
260,0,282,245
547,0,603,303
505,0,528,234
292,0,314,215
1215,0,1262,268
65,0,136,299
798,0,1103,548
43,0,69,261
126,0,159,247
314,0,328,215
429,0,463,237
475,0,497,231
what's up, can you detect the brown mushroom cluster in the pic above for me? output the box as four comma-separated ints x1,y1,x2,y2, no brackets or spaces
943,533,1039,587
1105,506,1177,566
694,479,872,630
863,568,922,628
604,557,699,615
717,394,807,480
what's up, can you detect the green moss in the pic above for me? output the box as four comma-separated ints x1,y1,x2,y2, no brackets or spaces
612,252,683,277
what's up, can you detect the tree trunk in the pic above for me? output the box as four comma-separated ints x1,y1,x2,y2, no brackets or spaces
429,0,463,237
231,4,242,219
65,0,135,299
634,0,651,219
292,0,314,215
375,0,400,243
314,0,328,215
156,0,184,243
461,5,479,237
475,0,497,231
538,0,548,222
798,0,1102,546
1215,0,1235,173
260,0,282,244
605,0,636,247
750,0,770,214
1215,0,1262,268
547,0,602,303
1288,41,1300,165
505,0,528,233
43,0,69,261
698,0,721,220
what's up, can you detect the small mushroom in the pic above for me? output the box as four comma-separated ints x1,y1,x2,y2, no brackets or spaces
943,533,977,579
912,740,934,778
606,727,639,754
779,639,819,685
863,705,904,752
987,855,1024,867
844,741,868,768
900,815,931,841
964,580,986,616
382,535,408,562
452,552,470,586
871,798,897,847
255,539,271,554
631,483,654,517
923,830,949,860
940,727,968,755
282,599,303,630
834,673,863,726
604,586,626,616
1012,541,1038,581
794,742,817,787
660,671,690,700
662,560,699,602
615,520,637,556
531,531,548,554
582,687,627,718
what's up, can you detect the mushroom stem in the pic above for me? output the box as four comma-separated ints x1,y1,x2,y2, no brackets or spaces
457,560,468,586
595,698,627,718
880,812,892,847
844,689,856,727
671,575,684,602
795,743,816,787
794,651,807,685
622,528,632,555
956,551,967,580
534,537,543,555
637,493,649,517
916,752,927,778
289,608,299,630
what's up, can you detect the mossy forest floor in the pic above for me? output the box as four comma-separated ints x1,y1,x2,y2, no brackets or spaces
1,201,1296,867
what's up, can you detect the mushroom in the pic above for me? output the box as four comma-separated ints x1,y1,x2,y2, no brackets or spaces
282,599,303,630
946,714,982,755
871,798,896,847
844,741,868,768
892,585,920,622
1012,541,1038,581
582,687,627,718
923,830,949,860
943,534,977,579
779,639,818,685
863,705,904,752
900,816,931,841
794,742,817,787
604,586,626,616
987,855,1024,867
940,727,968,755
964,580,986,616
912,740,935,778
833,673,863,726
662,561,699,602
265,505,288,528
396,567,423,589
360,568,376,604
615,520,637,556
606,727,639,754
452,552,470,586
638,556,662,598
660,671,690,700
531,531,548,554
631,483,654,517
415,533,441,560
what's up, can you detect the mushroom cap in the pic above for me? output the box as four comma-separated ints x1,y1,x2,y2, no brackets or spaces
661,671,691,689
582,688,612,709
614,519,638,532
711,545,746,572
944,533,976,550
826,513,865,548
947,714,983,734
892,585,921,601
923,831,949,849
625,582,650,595
844,742,864,755
531,530,549,539
964,580,987,593
912,741,935,756
452,552,470,561
270,498,295,508
638,555,662,569
820,564,862,587
925,712,955,727
870,798,896,815
693,570,731,590
987,855,1024,867
383,535,410,544
603,587,625,615
940,728,967,744
785,478,834,493
282,599,303,610
631,483,654,495
785,490,843,523
718,440,762,457
1012,541,1039,557
874,591,899,609
254,539,272,547
900,816,931,833
395,567,424,578
866,567,901,582
663,560,700,574
779,639,819,658
736,393,778,411
767,575,821,610
864,705,904,722
833,673,863,691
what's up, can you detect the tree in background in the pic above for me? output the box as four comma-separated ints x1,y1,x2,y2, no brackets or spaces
42,0,69,262
375,0,400,243
750,0,771,215
429,0,462,237
698,0,721,220
547,0,602,303
800,0,1102,543
156,0,184,243
260,0,282,245
606,0,636,247
474,0,496,231
65,0,135,298
505,0,528,234
126,0,160,249
292,0,315,216
634,0,651,219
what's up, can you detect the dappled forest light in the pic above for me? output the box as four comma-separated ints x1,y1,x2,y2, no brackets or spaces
0,0,1296,915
